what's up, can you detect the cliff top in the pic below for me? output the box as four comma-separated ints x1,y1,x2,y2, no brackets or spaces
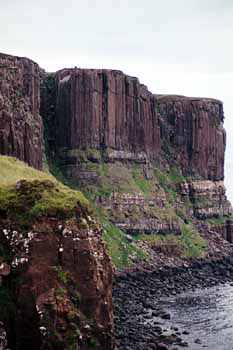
54,67,222,104
0,51,221,104
0,52,39,66
0,156,89,223
154,94,222,104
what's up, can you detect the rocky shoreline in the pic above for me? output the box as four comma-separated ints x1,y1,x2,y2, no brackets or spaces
113,250,233,350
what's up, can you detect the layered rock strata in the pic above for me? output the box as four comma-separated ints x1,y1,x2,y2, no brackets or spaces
0,52,232,348
179,180,232,219
0,53,43,168
40,68,231,241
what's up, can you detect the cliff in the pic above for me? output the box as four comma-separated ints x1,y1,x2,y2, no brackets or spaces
0,156,114,350
44,69,225,181
0,53,43,169
0,52,233,349
40,68,232,266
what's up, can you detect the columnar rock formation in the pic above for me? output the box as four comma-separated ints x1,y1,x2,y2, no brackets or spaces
156,95,225,181
0,52,232,349
0,52,231,240
41,67,231,240
0,53,43,169
44,69,225,181
54,68,160,158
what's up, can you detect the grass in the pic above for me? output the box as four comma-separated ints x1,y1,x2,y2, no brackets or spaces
132,167,152,197
181,224,207,258
167,166,186,184
53,265,69,284
153,167,180,203
102,221,148,269
133,223,207,259
0,156,89,227
38,150,207,264
207,215,231,225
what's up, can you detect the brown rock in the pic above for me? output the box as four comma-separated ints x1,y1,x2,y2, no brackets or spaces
156,95,225,180
47,68,160,166
0,53,43,169
180,180,232,219
0,213,114,350
43,70,226,182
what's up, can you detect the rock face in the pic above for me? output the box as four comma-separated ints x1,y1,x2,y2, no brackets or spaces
0,178,114,350
43,69,225,182
0,52,232,348
0,51,230,243
156,95,225,181
53,68,161,159
0,53,43,169
0,324,7,350
180,180,232,219
41,68,231,244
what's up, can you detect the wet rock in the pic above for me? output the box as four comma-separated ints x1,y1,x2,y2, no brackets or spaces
160,311,171,320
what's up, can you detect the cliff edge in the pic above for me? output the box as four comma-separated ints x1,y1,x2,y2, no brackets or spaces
41,67,232,268
0,52,233,349
0,156,114,350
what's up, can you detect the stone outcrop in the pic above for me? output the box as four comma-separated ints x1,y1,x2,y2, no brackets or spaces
42,69,225,182
0,178,114,350
53,68,161,159
40,66,232,245
179,180,232,219
0,52,232,349
156,95,225,181
0,53,43,169
0,51,231,242
101,190,182,235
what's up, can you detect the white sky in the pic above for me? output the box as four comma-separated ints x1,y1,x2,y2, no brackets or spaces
1,0,233,201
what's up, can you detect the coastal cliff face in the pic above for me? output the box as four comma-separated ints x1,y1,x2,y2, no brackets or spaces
0,53,43,169
44,69,225,180
0,157,114,350
0,52,233,349
156,95,225,181
41,68,231,263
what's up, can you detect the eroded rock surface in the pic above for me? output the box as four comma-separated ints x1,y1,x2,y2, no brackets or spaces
0,178,114,350
0,53,43,168
0,52,232,349
156,95,225,181
40,67,232,249
180,180,232,219
43,70,225,181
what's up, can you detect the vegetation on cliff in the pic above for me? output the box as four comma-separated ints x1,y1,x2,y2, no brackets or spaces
102,221,148,268
0,156,89,226
40,69,233,271
0,155,115,350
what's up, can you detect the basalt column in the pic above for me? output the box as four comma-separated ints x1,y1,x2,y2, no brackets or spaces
0,53,43,169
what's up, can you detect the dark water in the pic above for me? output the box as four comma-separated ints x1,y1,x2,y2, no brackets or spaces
158,283,233,350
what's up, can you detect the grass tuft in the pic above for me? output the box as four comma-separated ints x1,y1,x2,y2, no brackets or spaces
102,221,148,268
0,156,89,226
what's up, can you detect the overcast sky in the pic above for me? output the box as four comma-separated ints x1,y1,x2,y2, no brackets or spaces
1,0,233,201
